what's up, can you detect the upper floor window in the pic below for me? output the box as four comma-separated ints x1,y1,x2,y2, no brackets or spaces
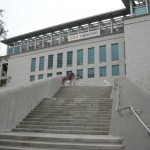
48,55,53,69
39,56,45,71
77,69,83,79
99,45,106,62
67,51,73,67
57,53,63,68
31,58,36,72
77,49,83,65
100,66,107,77
88,47,94,64
111,43,119,61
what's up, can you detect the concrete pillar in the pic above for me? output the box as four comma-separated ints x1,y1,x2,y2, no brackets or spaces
20,40,23,53
145,0,149,13
88,24,90,32
42,35,45,48
59,31,62,44
98,21,101,36
78,26,80,34
34,37,37,49
130,0,134,17
51,33,53,46
110,19,113,34
27,39,29,51
68,28,71,36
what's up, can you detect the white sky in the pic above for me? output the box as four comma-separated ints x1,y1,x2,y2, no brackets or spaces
0,0,125,56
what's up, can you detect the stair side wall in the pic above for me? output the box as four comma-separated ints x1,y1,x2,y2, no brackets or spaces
0,76,62,132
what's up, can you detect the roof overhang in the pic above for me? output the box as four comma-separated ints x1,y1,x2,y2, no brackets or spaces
1,8,129,45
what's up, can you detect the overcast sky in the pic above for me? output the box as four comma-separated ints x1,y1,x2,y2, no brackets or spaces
0,0,125,56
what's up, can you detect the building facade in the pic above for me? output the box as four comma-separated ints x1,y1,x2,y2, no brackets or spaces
1,0,150,87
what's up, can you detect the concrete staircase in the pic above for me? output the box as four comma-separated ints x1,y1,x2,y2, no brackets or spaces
0,86,125,150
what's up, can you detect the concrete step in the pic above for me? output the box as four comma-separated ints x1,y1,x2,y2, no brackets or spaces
16,125,109,131
12,128,109,135
20,121,109,127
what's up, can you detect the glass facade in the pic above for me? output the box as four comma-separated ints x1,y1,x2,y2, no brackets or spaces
14,46,20,54
77,49,83,65
8,48,14,55
48,55,53,69
111,43,119,61
88,47,94,64
100,66,107,77
77,69,83,78
39,56,45,71
99,45,106,62
67,51,73,67
31,58,36,72
112,65,119,76
88,68,94,78
38,74,43,80
134,6,147,16
30,75,35,82
57,53,63,68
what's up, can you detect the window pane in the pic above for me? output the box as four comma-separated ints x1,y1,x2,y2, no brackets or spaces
77,69,83,78
48,55,53,69
39,56,45,71
57,72,62,75
38,74,43,80
77,49,83,65
99,45,106,62
112,65,119,76
111,44,119,61
66,71,72,77
67,51,73,67
47,73,52,77
31,58,36,72
7,48,14,55
57,53,63,68
14,46,20,54
88,68,94,78
88,47,94,64
30,75,35,82
100,66,107,77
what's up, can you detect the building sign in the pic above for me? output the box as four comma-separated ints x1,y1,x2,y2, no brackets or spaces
68,30,100,42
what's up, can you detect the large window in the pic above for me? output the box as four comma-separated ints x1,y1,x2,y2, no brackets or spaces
100,66,107,77
47,73,52,77
31,58,36,72
57,53,63,68
7,48,14,55
111,43,119,61
77,69,83,79
88,68,94,78
57,72,62,75
66,71,72,77
48,55,53,69
88,47,94,64
30,75,35,82
38,74,44,80
67,51,73,67
14,46,20,54
99,45,106,62
112,65,119,76
39,56,45,71
77,49,83,65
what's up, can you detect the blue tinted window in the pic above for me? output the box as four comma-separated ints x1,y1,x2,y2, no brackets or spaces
88,47,94,64
111,44,119,61
14,46,20,54
99,46,106,62
38,74,43,80
77,69,83,78
77,49,83,65
88,68,94,78
112,65,119,76
48,55,53,69
134,6,147,16
67,51,73,67
7,48,14,55
31,58,36,72
57,53,63,68
100,66,107,77
30,75,35,82
39,56,45,71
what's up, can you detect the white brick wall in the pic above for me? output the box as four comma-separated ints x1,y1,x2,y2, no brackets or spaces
7,33,125,87
124,14,150,87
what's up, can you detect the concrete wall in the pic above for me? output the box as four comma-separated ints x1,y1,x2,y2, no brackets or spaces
0,76,62,132
110,76,150,150
124,14,150,85
7,33,125,87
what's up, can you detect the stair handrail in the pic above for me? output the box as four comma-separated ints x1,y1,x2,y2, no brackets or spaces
114,78,150,136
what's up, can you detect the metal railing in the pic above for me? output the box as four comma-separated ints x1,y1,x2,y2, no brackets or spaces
114,78,150,136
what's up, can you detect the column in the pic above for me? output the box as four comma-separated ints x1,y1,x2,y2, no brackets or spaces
98,21,101,36
42,35,45,48
130,0,134,17
59,30,62,44
34,37,37,49
88,24,90,32
145,0,149,13
27,38,29,51
20,40,23,53
110,18,113,34
51,33,53,46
